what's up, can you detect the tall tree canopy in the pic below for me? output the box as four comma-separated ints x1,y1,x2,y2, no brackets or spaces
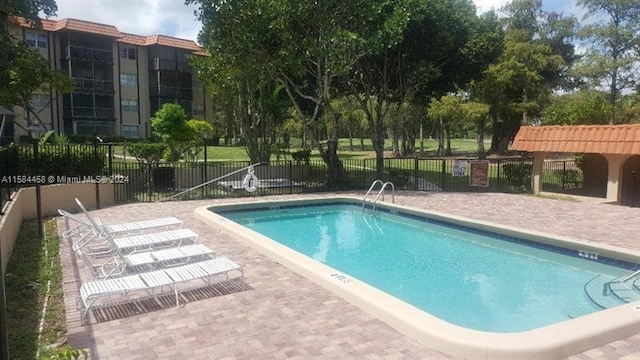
189,0,418,183
471,0,574,154
575,0,640,123
347,0,502,175
191,0,503,179
1,0,59,106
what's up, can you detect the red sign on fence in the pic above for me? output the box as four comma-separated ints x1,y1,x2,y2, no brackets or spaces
469,160,489,187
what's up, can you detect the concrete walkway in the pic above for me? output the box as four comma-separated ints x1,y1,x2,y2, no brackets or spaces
58,192,640,359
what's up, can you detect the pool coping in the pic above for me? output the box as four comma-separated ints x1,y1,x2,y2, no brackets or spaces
195,195,640,360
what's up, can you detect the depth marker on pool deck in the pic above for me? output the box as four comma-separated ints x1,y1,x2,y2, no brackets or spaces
329,273,353,284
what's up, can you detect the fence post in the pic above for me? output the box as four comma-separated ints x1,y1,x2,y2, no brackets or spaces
414,158,419,191
66,144,71,175
93,141,100,209
33,142,43,240
496,159,502,191
201,139,207,198
562,161,566,189
441,158,446,192
108,144,113,176
289,160,293,194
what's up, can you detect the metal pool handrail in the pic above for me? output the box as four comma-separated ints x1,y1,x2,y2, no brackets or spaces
363,180,385,207
372,182,395,209
362,180,395,209
157,162,265,202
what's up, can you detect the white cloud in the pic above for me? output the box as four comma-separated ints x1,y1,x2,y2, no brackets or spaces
472,0,509,14
49,0,202,42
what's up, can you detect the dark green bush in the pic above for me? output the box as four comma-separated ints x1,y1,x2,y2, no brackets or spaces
292,150,311,163
502,162,532,192
4,145,106,178
553,169,581,187
125,142,166,163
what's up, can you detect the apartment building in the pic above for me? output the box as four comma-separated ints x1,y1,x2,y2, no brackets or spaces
3,17,213,142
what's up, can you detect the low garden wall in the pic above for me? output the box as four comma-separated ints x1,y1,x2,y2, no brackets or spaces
0,183,115,271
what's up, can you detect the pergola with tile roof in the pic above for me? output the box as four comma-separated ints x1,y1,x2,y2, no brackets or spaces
512,124,640,205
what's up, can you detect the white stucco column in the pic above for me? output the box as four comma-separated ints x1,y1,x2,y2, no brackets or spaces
532,152,547,194
603,154,632,203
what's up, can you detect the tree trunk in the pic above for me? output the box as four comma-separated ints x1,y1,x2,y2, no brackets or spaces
476,120,486,160
320,138,343,186
419,124,424,155
348,127,354,151
437,118,445,156
371,120,386,179
445,125,452,156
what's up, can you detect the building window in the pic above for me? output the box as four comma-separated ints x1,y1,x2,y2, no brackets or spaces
121,125,139,138
121,99,138,112
25,31,47,49
192,103,204,116
30,93,49,108
119,46,136,60
120,73,137,87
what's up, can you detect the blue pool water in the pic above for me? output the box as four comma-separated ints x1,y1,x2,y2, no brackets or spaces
219,203,633,333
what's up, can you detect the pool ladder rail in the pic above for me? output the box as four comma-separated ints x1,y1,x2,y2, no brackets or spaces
362,180,395,209
584,270,640,309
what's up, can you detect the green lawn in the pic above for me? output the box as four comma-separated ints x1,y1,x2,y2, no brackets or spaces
112,137,490,162
200,138,490,161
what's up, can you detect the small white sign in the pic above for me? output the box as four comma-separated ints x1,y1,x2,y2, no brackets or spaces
453,160,467,177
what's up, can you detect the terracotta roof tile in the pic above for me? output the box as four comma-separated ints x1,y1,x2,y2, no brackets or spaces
145,35,202,52
11,16,206,54
9,16,58,32
512,124,640,155
118,32,146,46
55,18,122,37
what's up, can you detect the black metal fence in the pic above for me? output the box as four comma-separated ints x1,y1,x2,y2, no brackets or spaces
0,143,586,207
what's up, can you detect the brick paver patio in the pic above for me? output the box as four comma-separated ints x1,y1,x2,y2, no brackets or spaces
58,192,640,359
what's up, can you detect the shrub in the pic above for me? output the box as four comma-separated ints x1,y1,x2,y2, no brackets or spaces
291,150,311,164
553,169,581,187
388,169,409,187
502,162,532,192
14,145,105,177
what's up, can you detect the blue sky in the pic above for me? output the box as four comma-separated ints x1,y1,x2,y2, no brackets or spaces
50,0,581,43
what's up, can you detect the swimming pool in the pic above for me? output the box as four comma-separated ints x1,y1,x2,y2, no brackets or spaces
196,197,640,359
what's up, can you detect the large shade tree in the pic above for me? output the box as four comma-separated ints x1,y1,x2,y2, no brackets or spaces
189,0,423,185
344,0,502,175
472,0,573,154
575,0,640,123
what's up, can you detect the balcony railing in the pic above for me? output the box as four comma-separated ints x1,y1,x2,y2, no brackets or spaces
149,86,192,99
72,77,115,94
152,58,191,73
63,106,115,119
64,46,113,63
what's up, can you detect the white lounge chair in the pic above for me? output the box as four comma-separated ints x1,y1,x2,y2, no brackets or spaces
76,257,244,324
112,228,198,254
73,197,183,237
124,244,215,269
78,244,216,280
59,207,183,253
76,273,151,324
